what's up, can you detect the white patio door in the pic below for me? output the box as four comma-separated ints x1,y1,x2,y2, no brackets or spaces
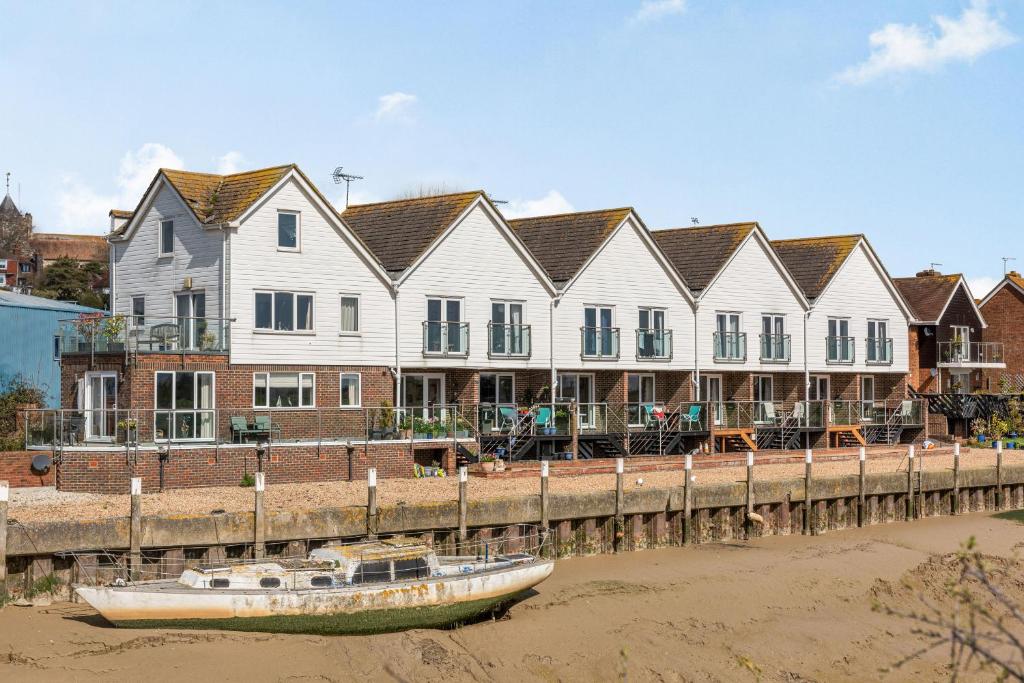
402,374,445,418
754,375,773,422
700,374,723,426
84,371,117,440
557,373,595,429
176,291,206,349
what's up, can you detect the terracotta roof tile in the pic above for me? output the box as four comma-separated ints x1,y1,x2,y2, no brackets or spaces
893,273,962,322
108,209,133,220
508,208,632,284
29,233,108,263
770,235,862,299
651,223,757,291
342,192,483,274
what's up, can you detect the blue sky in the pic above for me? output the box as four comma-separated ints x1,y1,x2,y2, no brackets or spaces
1,0,1021,295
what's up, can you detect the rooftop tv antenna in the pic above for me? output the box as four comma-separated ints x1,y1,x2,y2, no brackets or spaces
332,167,364,208
929,262,943,272
1003,256,1016,275
691,217,699,225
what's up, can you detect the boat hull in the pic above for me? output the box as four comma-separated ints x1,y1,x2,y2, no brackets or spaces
76,560,553,635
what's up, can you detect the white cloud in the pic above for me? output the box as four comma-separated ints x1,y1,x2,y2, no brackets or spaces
501,190,575,219
375,92,418,121
216,151,246,175
966,275,999,299
836,0,1017,85
631,0,686,24
58,143,184,234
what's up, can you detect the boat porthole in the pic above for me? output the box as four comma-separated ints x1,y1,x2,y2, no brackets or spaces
259,577,281,589
210,578,230,588
310,576,333,588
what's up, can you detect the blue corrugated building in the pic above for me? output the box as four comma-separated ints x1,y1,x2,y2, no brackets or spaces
0,290,102,406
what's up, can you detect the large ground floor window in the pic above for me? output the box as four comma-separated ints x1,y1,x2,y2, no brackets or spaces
253,372,315,408
156,371,215,441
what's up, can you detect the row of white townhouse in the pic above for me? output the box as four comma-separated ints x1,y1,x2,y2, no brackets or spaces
98,164,913,416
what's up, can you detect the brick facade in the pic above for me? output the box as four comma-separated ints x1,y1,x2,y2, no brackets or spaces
981,280,1024,390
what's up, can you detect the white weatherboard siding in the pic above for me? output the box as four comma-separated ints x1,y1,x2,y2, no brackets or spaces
696,234,805,372
229,178,395,365
397,203,552,369
807,244,909,374
553,217,694,371
112,184,222,322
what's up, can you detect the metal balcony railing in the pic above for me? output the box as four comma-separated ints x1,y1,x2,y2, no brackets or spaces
712,331,746,362
636,328,672,360
759,333,791,362
826,336,855,364
487,323,531,358
422,321,469,357
581,327,620,359
938,341,1005,366
865,337,894,365
58,315,232,355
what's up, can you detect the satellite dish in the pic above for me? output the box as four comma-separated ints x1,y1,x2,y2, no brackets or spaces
31,453,52,473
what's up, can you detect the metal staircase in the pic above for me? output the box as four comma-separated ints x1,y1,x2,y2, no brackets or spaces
864,408,905,445
754,411,802,450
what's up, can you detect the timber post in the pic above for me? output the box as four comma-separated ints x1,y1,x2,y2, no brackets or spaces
996,440,1004,510
683,453,692,545
857,446,866,527
0,481,8,593
745,451,754,539
129,477,142,582
366,468,378,540
952,442,960,515
614,457,624,552
906,445,915,521
254,472,266,559
458,466,468,551
803,449,813,535
540,460,550,532
570,402,579,460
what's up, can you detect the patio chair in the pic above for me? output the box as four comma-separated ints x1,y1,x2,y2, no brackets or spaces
149,323,180,351
252,415,282,441
497,406,517,432
230,416,258,443
535,406,553,433
681,404,702,431
900,400,914,420
757,402,778,425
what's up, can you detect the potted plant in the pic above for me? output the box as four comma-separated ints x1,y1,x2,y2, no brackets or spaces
199,331,218,351
368,414,384,441
117,417,138,443
971,418,987,443
102,314,127,351
480,454,496,473
398,415,412,440
76,312,102,352
380,400,396,439
413,417,432,440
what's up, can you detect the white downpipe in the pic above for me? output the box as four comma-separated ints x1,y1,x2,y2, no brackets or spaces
393,286,402,408
693,301,700,401
803,309,811,436
549,297,558,406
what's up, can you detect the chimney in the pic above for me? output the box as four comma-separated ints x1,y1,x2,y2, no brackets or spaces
915,268,941,277
109,210,130,233
1009,270,1021,278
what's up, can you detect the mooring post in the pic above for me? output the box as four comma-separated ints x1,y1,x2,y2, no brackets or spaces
683,453,693,545
745,451,754,539
906,445,915,521
458,466,468,552
366,468,378,540
996,440,1004,510
803,449,813,535
254,472,266,559
129,477,142,581
952,442,961,515
540,460,550,532
570,403,579,460
856,448,864,528
614,457,624,552
0,481,8,592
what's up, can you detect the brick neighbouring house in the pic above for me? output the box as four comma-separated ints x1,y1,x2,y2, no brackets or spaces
979,271,1024,391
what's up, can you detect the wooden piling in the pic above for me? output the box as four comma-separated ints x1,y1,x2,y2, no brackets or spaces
803,450,813,535
857,446,866,527
906,446,915,521
614,457,624,552
570,403,579,460
996,440,1004,510
458,466,468,551
0,481,8,592
254,472,266,559
952,442,961,515
745,451,754,539
540,460,550,532
683,453,692,545
366,468,378,540
130,477,142,581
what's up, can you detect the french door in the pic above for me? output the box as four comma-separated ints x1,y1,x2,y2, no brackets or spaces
480,373,515,432
860,376,875,420
627,373,656,425
84,372,117,440
638,308,666,358
176,291,206,350
754,375,773,423
491,302,525,355
426,298,463,354
700,374,723,426
402,374,445,418
557,373,595,429
808,375,829,401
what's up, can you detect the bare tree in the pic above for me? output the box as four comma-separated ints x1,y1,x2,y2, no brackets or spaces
0,207,32,257
392,183,464,200
875,537,1024,680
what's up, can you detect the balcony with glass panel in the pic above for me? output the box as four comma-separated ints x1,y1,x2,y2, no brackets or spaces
488,323,531,358
581,327,620,359
712,331,746,362
422,321,469,357
826,336,854,364
865,337,894,365
758,334,790,363
937,341,1005,368
59,316,231,356
636,328,672,360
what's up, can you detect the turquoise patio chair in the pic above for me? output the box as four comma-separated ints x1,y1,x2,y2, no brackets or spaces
535,406,553,429
681,404,702,431
497,406,517,431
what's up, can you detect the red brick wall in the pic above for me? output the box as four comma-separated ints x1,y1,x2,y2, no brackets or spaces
0,451,54,487
981,283,1024,389
55,440,456,493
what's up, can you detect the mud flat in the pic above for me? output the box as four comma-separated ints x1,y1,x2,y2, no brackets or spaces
2,511,1023,682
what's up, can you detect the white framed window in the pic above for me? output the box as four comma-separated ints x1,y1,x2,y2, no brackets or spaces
277,210,299,251
254,372,316,408
827,317,852,363
155,371,215,441
583,305,616,358
340,294,360,334
159,220,174,256
340,373,361,408
867,319,891,363
860,375,875,418
254,291,314,332
424,297,465,355
53,334,60,361
760,314,787,361
131,295,145,327
626,373,656,425
714,312,744,360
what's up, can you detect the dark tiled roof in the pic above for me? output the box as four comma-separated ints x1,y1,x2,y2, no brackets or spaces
509,208,632,284
0,194,20,216
651,223,757,291
342,192,483,274
30,233,108,262
112,165,294,235
893,273,962,322
770,235,862,299
108,209,133,220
